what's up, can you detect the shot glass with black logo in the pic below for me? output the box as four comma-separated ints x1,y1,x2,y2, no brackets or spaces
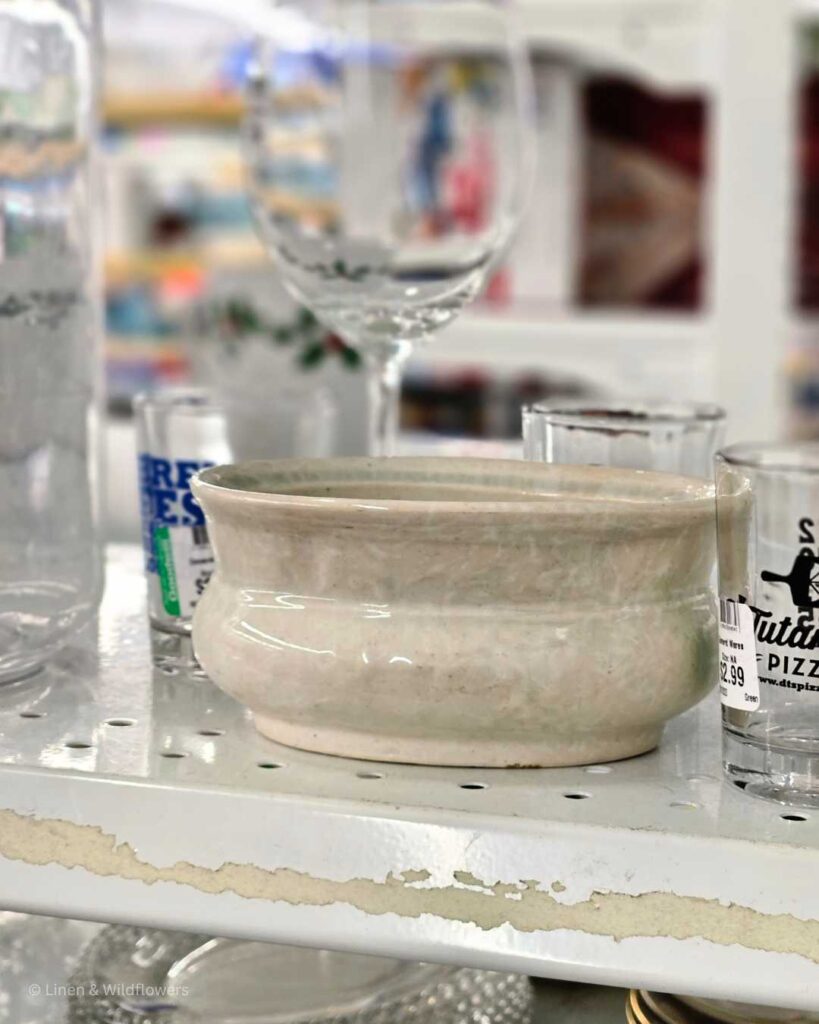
716,442,819,806
134,389,230,669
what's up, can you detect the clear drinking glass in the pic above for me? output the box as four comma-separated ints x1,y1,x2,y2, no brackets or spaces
135,387,336,667
135,390,229,669
0,0,104,683
522,400,726,477
716,443,819,808
242,0,534,455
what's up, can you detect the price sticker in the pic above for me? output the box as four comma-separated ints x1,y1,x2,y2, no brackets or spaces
719,598,761,711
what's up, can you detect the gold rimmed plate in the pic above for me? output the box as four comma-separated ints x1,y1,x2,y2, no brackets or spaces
632,990,818,1024
625,994,644,1024
628,990,657,1024
677,995,819,1024
641,991,710,1024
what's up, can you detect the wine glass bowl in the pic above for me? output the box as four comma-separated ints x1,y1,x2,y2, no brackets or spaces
243,0,532,452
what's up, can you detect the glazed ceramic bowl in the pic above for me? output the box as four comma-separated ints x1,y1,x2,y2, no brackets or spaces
192,457,717,767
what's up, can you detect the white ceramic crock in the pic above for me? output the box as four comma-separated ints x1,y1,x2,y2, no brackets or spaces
192,457,717,767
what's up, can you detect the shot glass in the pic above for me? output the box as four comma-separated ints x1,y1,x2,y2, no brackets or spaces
135,385,337,669
135,389,231,669
716,442,819,807
522,399,726,477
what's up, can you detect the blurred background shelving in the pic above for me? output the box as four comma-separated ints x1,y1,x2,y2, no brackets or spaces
97,0,819,533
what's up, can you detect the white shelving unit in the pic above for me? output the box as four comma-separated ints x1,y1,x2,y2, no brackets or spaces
1,547,817,1012
411,311,714,401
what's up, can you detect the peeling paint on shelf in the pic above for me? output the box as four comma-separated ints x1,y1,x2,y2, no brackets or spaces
0,808,818,964
400,869,431,883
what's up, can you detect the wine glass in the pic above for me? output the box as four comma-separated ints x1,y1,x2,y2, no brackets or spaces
242,0,533,455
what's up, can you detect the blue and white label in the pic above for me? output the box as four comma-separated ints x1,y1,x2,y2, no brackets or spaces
138,454,215,618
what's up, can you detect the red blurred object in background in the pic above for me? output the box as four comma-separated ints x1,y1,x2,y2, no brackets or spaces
798,75,819,311
578,77,706,310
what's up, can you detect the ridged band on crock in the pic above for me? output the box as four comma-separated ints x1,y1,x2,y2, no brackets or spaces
193,457,716,535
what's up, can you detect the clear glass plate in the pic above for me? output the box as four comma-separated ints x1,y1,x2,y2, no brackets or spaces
0,911,101,1024
68,925,533,1024
165,938,450,1023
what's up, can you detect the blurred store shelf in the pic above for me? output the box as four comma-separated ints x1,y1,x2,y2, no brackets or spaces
257,188,339,229
412,309,715,399
105,242,266,286
0,546,816,1013
104,92,245,127
96,0,798,443
103,85,332,127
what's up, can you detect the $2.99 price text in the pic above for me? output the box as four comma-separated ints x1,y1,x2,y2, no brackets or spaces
719,659,745,688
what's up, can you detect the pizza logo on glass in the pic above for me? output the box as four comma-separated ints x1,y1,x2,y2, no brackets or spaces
760,518,819,610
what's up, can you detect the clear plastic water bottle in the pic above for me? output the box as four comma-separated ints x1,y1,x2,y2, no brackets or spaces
0,0,103,683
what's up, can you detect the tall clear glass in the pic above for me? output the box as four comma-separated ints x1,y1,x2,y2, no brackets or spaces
716,443,819,808
243,0,533,455
0,0,103,683
523,399,726,478
135,390,229,669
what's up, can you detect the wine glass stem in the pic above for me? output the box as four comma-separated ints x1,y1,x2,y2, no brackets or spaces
365,346,409,457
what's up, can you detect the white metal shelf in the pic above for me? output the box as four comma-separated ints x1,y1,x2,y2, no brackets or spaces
0,547,817,1011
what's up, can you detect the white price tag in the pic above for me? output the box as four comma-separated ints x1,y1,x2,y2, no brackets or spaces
719,598,761,710
169,524,215,618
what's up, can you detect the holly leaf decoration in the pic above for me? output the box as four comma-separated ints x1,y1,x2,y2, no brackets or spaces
299,341,327,368
196,295,361,371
